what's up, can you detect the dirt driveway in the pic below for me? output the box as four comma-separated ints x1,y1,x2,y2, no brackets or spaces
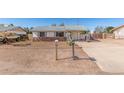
0,41,102,74
76,39,124,74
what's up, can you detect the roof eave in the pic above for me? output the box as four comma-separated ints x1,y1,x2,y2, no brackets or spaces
31,30,83,32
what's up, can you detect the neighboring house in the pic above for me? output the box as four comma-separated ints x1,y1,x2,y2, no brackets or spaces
30,25,87,41
111,25,124,39
0,24,26,36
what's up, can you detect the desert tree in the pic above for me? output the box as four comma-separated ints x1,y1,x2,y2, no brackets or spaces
24,27,32,34
94,26,105,33
104,26,114,33
80,29,90,34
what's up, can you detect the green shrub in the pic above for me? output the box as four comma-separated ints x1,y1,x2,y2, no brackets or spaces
67,40,75,46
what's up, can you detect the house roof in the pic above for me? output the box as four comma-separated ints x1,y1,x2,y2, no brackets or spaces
0,24,26,34
30,25,86,32
111,25,124,32
0,24,25,31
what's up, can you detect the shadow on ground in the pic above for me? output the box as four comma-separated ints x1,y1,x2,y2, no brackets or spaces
58,56,96,61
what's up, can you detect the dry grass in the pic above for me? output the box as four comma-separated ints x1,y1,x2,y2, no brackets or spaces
0,41,104,74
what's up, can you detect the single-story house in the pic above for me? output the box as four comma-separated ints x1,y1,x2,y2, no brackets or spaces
0,24,27,36
111,25,124,39
30,25,87,41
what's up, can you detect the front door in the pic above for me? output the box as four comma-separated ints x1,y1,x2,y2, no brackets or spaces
56,32,64,37
40,32,45,37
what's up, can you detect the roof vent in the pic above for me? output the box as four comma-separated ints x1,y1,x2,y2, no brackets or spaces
51,24,56,26
59,23,64,26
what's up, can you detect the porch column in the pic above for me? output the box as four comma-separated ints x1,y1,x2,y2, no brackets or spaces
54,32,56,37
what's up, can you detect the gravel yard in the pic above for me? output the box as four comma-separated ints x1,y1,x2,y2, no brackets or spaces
0,41,103,74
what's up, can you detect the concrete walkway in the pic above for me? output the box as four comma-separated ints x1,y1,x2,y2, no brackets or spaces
76,41,124,73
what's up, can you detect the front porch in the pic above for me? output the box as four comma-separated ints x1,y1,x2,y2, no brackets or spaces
32,31,83,41
33,37,66,41
32,31,66,41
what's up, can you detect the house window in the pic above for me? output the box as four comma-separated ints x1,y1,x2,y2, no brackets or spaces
56,32,64,37
40,32,45,37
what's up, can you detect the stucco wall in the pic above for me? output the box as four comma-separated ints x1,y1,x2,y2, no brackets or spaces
46,32,55,37
65,32,81,40
32,31,81,40
71,32,82,40
33,32,55,37
114,27,124,39
32,32,39,37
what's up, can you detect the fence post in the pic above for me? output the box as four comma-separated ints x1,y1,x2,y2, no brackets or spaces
55,40,59,60
112,33,115,39
102,33,105,39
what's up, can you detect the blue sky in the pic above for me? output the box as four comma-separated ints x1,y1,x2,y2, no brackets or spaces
0,18,124,31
